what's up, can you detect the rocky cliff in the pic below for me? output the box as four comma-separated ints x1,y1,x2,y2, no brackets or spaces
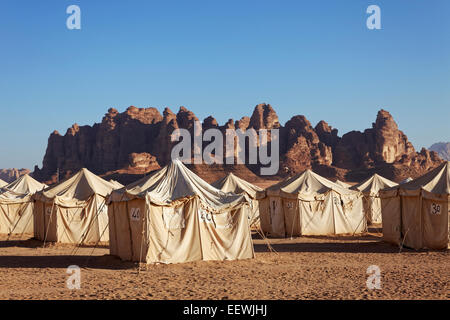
32,104,443,184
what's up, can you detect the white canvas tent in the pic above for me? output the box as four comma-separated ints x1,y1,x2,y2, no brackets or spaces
351,174,398,224
0,179,8,188
335,180,351,189
380,161,450,250
212,173,263,229
257,170,366,237
33,168,119,244
107,159,254,264
0,175,46,234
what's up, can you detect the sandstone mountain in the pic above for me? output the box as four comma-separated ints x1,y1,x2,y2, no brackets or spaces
32,104,443,185
429,142,450,161
0,168,31,183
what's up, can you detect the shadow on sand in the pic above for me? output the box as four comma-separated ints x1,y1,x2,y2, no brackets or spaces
0,237,109,249
0,254,137,270
253,241,412,254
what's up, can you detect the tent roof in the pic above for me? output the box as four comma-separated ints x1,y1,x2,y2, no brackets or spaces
263,169,360,199
351,174,398,196
399,161,449,194
382,161,450,196
0,179,7,188
335,180,351,188
109,179,124,189
212,173,262,199
36,168,118,203
0,174,47,203
109,159,247,211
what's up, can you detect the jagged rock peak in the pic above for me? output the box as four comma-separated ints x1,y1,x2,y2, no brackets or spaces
235,116,250,130
315,120,332,133
249,103,280,130
176,106,198,128
223,119,235,130
203,116,219,129
107,107,119,115
122,106,163,124
163,107,175,117
373,109,399,131
66,123,80,135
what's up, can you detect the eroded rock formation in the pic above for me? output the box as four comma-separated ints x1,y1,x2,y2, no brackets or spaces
32,104,443,184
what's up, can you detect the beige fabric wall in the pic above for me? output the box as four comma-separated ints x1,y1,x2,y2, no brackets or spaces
283,198,301,237
107,201,119,258
109,197,254,264
300,198,334,236
33,195,109,244
109,201,134,261
33,201,45,240
421,198,448,249
268,196,285,237
380,195,401,245
333,191,366,235
381,194,449,250
147,199,201,264
259,191,365,237
249,199,261,229
363,196,382,224
0,202,34,234
43,202,58,242
401,196,422,250
149,198,254,263
258,198,271,235
198,202,253,261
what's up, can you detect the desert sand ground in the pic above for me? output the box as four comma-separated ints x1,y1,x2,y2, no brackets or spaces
0,229,448,300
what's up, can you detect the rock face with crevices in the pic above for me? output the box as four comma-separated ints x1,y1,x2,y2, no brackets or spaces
32,104,443,184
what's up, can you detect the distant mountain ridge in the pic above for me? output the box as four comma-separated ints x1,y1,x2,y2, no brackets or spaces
32,104,443,184
0,168,31,183
429,142,450,161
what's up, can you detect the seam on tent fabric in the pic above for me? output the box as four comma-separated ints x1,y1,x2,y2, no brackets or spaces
126,201,135,260
330,191,336,234
301,200,324,235
5,202,27,237
43,201,56,246
76,195,108,247
71,195,106,255
6,202,31,240
339,194,366,236
289,200,299,239
18,202,34,239
137,203,147,272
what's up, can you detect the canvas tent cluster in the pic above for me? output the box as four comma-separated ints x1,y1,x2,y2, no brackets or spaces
107,159,254,264
33,168,119,244
257,170,366,237
0,175,47,234
351,174,398,224
380,161,450,250
212,173,263,229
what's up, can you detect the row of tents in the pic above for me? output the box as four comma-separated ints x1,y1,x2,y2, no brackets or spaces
0,160,448,264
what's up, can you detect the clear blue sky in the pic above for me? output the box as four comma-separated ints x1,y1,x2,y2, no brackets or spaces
0,0,449,169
